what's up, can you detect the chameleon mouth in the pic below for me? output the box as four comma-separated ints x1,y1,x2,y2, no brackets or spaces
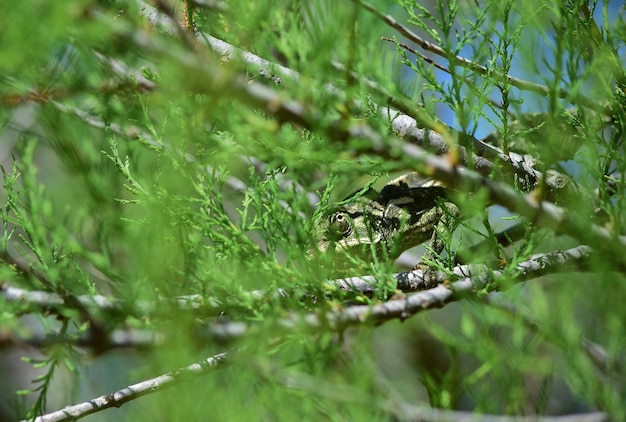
312,231,382,254
334,232,384,250
316,229,390,266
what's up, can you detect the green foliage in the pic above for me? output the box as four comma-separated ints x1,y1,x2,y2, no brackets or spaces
1,0,626,420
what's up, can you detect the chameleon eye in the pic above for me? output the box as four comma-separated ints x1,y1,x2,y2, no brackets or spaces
328,212,352,239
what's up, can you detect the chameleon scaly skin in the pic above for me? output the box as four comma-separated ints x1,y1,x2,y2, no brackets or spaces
314,172,459,279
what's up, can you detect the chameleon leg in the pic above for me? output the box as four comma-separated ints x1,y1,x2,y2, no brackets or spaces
414,202,460,288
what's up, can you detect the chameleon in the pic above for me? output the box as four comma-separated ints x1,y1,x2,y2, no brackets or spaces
313,172,459,285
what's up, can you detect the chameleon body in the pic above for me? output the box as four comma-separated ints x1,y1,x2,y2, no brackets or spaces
315,172,459,277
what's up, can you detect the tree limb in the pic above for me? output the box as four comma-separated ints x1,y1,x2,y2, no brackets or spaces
135,0,587,205
25,351,229,422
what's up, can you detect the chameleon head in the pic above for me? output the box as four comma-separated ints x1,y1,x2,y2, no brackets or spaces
315,199,384,251
310,198,391,272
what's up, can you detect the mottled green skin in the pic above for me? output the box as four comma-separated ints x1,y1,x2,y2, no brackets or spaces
314,173,458,273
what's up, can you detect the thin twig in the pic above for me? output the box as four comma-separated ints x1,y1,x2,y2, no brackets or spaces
261,362,608,422
356,0,607,113
26,351,230,422
286,245,593,330
381,36,517,119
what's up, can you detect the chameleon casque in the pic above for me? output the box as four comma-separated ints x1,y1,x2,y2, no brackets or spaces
314,172,459,280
